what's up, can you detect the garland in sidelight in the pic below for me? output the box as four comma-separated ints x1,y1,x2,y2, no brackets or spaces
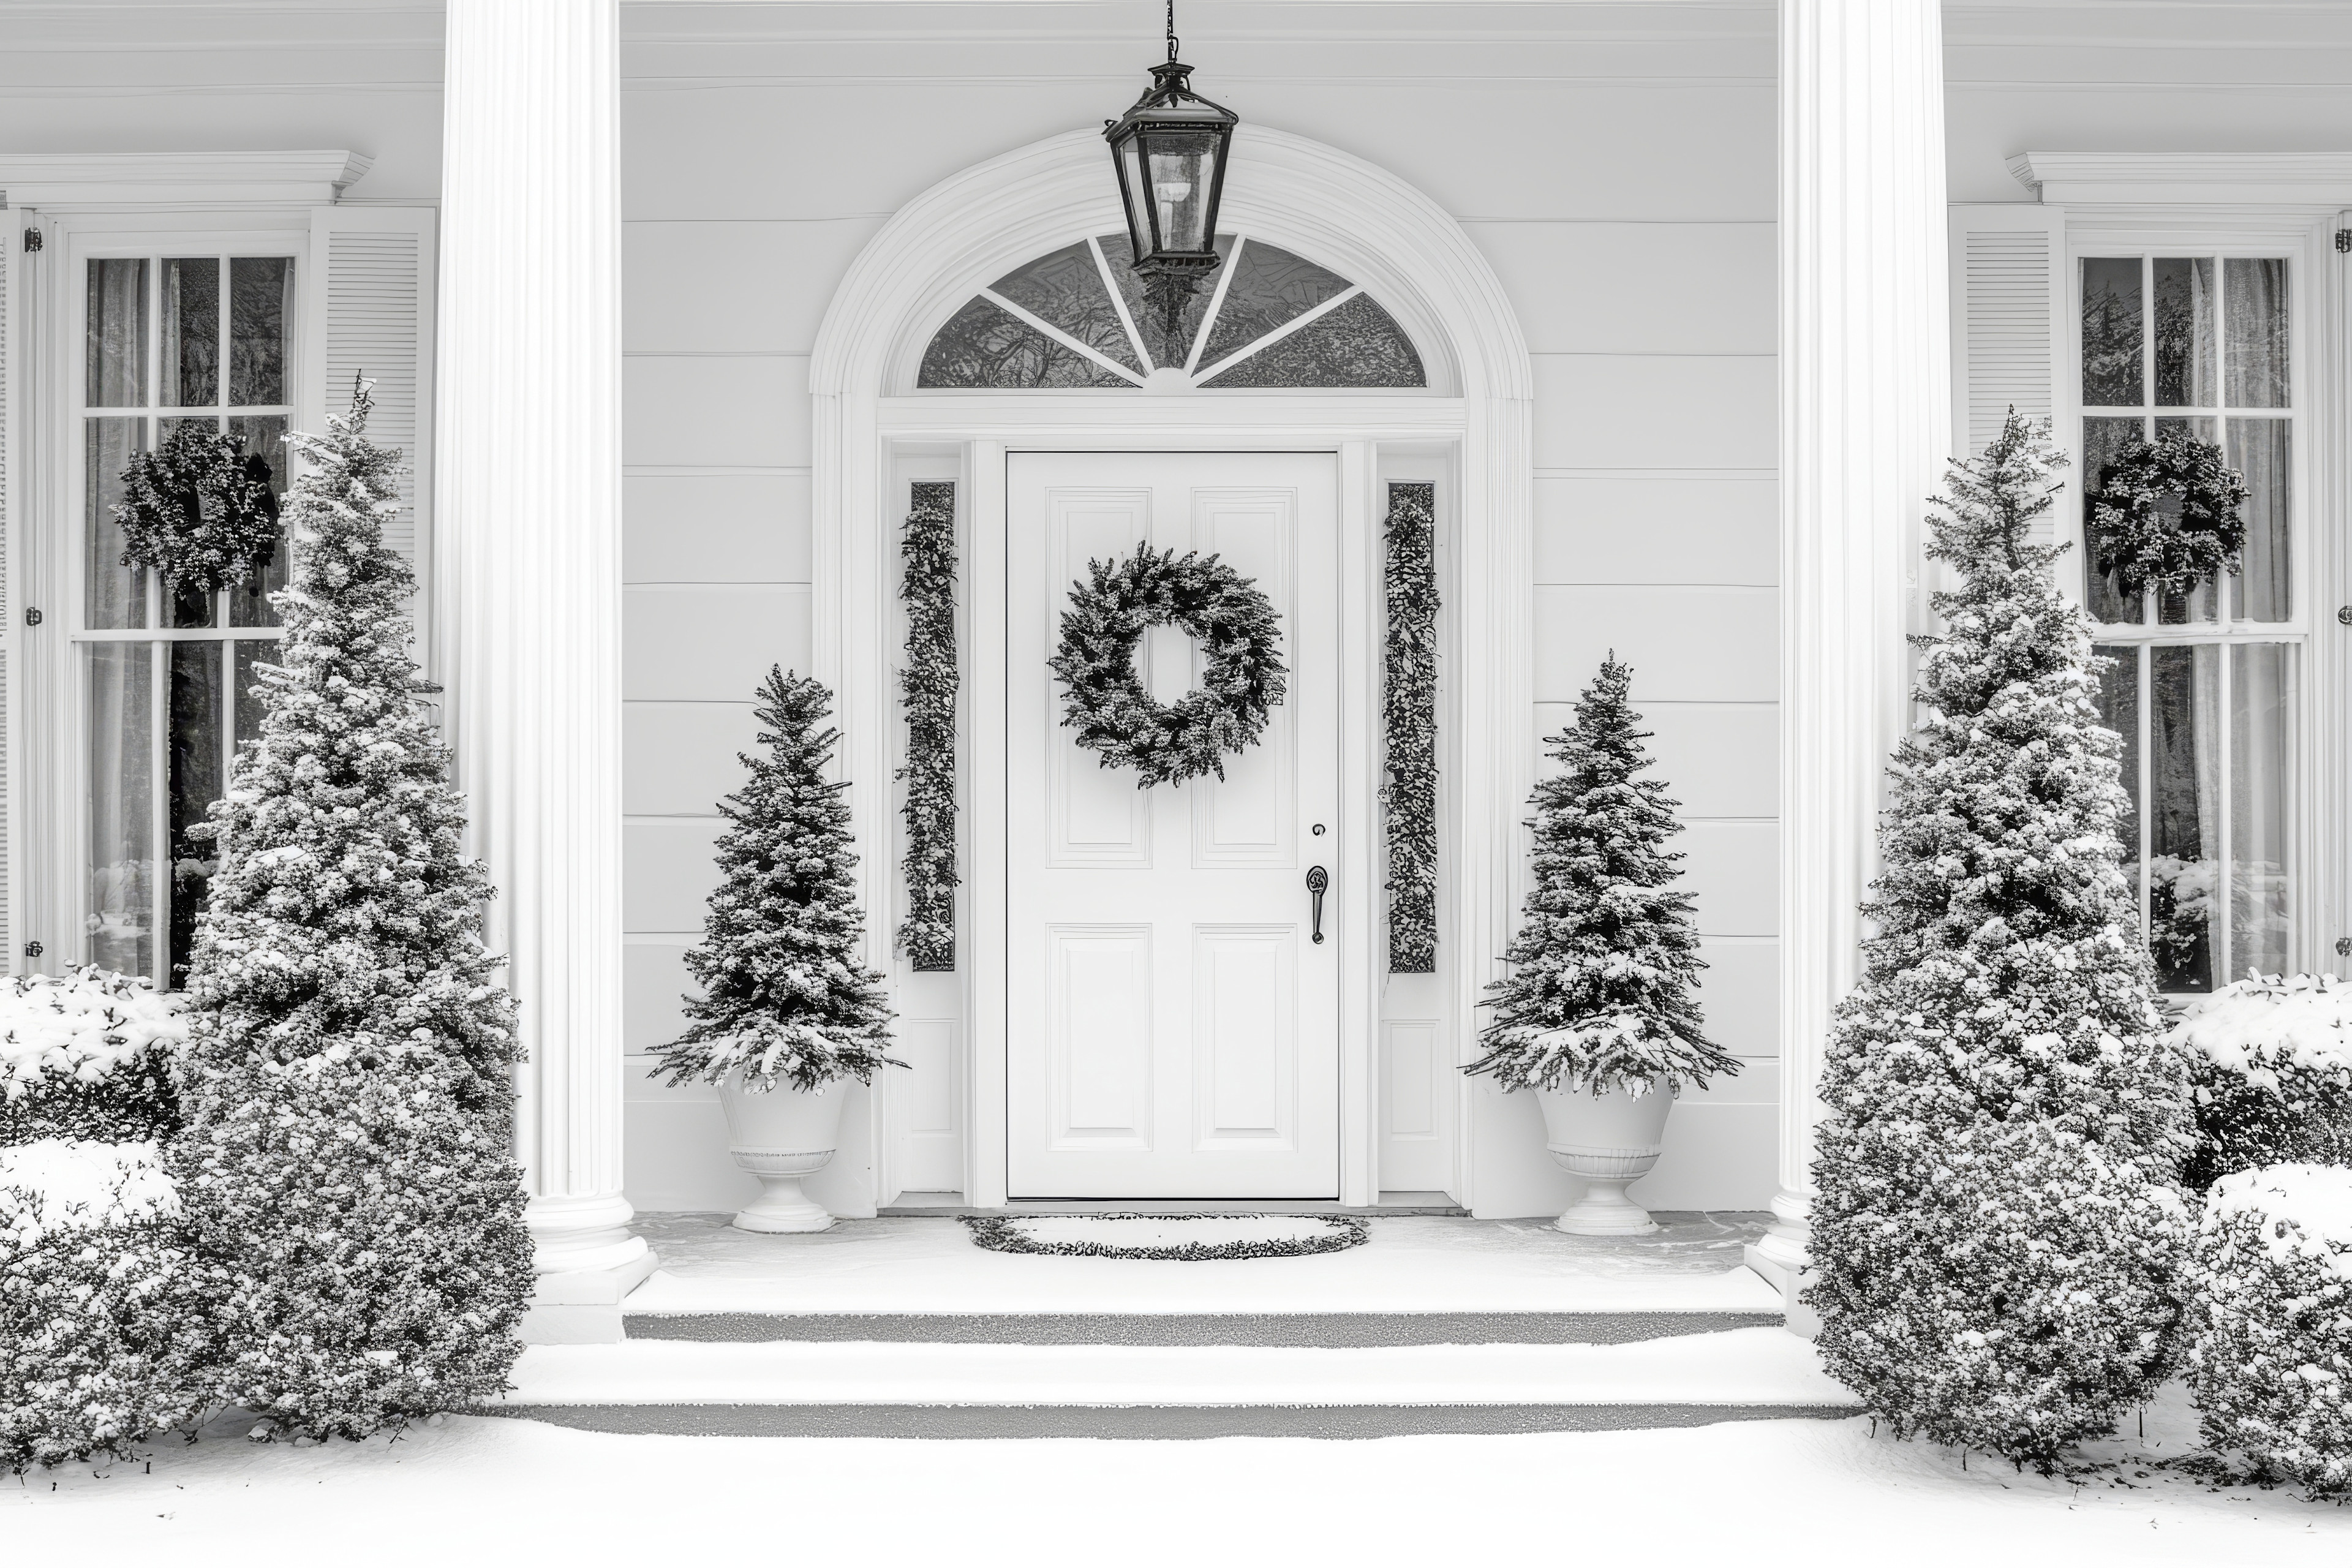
896,482,960,971
1382,483,1439,973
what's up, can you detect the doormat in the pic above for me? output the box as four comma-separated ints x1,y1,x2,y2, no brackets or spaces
963,1213,1368,1262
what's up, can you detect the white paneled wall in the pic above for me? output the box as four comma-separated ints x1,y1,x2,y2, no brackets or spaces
612,7,1783,1216
1495,190,1779,1212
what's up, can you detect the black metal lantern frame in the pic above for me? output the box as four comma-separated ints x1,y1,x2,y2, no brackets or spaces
1104,5,1238,341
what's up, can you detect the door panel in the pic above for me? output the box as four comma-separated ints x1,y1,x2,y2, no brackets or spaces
1007,451,1340,1198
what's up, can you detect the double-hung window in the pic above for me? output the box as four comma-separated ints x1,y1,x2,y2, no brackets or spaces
77,247,295,987
2078,251,2302,993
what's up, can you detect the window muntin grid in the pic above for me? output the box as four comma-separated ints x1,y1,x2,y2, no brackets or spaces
2076,251,2301,994
76,251,295,987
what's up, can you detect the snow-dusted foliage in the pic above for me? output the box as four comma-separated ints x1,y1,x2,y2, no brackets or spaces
1467,656,1735,1097
1,1140,205,1471
1809,412,2195,1469
0,968,188,1144
173,382,532,1440
2172,974,2352,1192
2187,1164,2352,1495
895,481,959,972
1382,481,1439,974
650,668,897,1094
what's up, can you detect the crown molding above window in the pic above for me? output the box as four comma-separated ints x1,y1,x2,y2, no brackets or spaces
2009,151,2352,208
0,150,372,211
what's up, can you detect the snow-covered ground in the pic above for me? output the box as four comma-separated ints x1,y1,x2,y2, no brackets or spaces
7,1385,2345,1566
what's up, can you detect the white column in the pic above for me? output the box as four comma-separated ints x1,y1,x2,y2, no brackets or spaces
434,0,650,1324
1752,0,1951,1328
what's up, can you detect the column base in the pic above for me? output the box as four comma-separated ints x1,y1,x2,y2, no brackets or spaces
1744,1189,1820,1338
521,1246,660,1345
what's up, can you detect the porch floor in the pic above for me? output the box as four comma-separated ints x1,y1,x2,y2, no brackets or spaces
621,1210,1778,1319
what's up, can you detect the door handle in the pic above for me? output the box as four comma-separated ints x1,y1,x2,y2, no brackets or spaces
1306,865,1329,944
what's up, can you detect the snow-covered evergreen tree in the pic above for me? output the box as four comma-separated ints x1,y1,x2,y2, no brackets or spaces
649,668,897,1094
1809,411,2195,1470
172,382,532,1440
1466,655,1735,1096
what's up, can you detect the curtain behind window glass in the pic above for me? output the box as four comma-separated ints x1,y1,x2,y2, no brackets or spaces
2231,644,2295,981
87,643,154,979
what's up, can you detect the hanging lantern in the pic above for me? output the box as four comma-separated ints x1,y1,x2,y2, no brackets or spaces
1104,3,1237,336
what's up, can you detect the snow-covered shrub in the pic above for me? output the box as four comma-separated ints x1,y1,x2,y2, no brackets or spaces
0,1139,206,1471
0,968,188,1144
173,383,532,1441
1809,413,2195,1469
1466,656,1735,1097
2187,1164,2352,1495
649,668,897,1094
2171,974,2352,1193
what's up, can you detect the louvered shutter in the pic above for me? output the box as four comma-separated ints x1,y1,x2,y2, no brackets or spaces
307,206,435,581
1949,203,2067,461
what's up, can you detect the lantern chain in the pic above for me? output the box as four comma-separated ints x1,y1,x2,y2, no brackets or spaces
1166,0,1178,62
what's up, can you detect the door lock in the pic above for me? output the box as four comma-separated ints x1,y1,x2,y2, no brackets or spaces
1306,865,1329,944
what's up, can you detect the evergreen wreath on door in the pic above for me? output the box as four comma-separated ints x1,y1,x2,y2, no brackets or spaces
1050,544,1286,789
2090,431,2250,601
114,421,282,594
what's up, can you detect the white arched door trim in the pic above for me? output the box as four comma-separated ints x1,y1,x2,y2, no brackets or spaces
811,126,1533,1211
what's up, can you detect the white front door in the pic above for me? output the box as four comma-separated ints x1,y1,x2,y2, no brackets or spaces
1006,451,1341,1199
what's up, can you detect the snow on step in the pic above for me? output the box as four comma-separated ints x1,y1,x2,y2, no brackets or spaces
506,1328,1855,1411
620,1215,1782,1319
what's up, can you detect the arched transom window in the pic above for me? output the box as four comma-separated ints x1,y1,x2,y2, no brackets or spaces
918,233,1426,390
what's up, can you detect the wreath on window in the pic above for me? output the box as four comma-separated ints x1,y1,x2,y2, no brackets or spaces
2090,432,2250,601
113,423,282,595
1050,545,1286,790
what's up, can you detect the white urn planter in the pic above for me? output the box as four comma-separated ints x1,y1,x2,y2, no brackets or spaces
716,1073,846,1234
1536,1080,1676,1236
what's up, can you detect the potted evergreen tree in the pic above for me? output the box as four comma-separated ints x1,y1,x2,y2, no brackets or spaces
649,668,897,1232
1468,657,1736,1234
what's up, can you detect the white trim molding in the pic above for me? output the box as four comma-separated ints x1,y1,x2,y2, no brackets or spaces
0,151,372,211
2010,152,2352,209
810,125,1534,1213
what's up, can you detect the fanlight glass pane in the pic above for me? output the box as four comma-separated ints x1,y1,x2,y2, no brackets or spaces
1202,293,1426,388
1099,231,1232,369
1194,240,1352,371
987,241,1142,373
918,236,1425,388
917,295,1136,389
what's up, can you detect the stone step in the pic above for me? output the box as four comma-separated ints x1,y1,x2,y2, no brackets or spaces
624,1307,1782,1346
498,1329,1859,1439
